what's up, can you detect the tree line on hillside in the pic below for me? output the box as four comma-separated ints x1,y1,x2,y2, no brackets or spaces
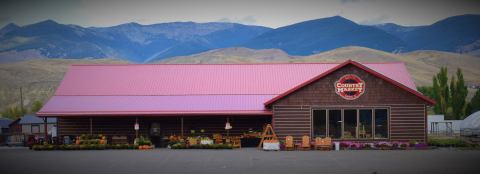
0,100,43,120
418,67,480,120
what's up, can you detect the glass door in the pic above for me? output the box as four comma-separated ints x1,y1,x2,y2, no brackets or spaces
328,110,342,139
313,110,327,138
343,109,357,139
359,109,373,139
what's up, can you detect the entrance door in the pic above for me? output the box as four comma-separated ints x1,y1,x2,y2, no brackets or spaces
313,110,327,138
343,109,358,139
328,110,342,139
150,123,162,147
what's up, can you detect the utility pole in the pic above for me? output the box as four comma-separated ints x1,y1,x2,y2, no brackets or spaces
20,87,24,112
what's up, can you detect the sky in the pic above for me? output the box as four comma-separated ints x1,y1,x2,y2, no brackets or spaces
1,0,479,28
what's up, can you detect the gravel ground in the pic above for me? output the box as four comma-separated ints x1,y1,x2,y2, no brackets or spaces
0,148,479,174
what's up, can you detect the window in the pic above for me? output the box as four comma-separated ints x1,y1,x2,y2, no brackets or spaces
31,125,40,133
359,109,373,139
328,110,342,139
374,109,388,139
343,109,357,139
312,108,388,140
313,110,327,138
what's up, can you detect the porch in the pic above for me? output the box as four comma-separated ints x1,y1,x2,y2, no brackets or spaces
54,115,271,147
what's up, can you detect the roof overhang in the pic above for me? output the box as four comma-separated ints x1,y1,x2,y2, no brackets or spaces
37,111,272,117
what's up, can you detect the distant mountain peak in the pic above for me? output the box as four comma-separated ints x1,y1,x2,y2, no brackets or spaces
23,19,63,29
115,22,142,27
313,15,354,23
0,22,20,36
3,23,19,29
431,14,480,26
37,19,59,25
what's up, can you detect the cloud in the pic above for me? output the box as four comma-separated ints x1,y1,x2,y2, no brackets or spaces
339,0,367,4
217,16,257,25
0,16,12,28
359,15,390,25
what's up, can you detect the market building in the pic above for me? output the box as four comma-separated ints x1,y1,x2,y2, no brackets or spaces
37,60,434,146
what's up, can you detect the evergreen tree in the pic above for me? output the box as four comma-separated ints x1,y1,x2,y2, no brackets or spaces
451,69,467,119
31,100,44,113
467,90,480,115
1,105,26,120
432,67,449,114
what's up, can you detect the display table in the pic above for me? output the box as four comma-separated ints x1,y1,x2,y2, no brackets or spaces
263,141,280,151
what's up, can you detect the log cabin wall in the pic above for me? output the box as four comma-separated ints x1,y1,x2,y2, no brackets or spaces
57,116,271,143
271,64,427,143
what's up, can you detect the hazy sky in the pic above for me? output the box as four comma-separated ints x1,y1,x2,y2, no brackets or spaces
1,0,479,28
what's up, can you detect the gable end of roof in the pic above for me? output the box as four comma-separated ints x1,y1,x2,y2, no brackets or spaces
264,60,436,106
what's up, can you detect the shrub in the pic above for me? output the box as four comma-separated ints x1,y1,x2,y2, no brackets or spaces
409,140,417,147
428,137,467,147
362,143,372,149
120,144,129,149
171,142,187,149
136,136,152,146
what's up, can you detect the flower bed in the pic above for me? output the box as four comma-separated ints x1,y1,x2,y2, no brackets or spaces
31,134,155,151
337,141,426,150
32,144,139,151
170,142,233,149
76,134,107,145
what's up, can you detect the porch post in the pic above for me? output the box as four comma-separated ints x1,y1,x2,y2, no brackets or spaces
181,117,184,137
226,117,230,137
89,117,93,135
44,117,48,144
135,117,139,139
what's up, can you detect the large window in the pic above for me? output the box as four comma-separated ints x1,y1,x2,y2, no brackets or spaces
343,109,357,139
359,109,373,139
313,110,327,138
328,110,342,139
312,108,388,139
375,109,388,139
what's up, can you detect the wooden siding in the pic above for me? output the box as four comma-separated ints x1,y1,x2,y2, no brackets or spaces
58,116,270,143
389,104,426,142
273,106,311,141
271,64,429,142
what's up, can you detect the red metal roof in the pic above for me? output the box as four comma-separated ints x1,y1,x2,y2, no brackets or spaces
38,61,429,117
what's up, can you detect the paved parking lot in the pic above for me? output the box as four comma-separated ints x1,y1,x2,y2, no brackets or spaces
0,148,479,174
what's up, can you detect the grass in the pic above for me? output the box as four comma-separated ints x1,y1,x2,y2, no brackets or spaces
1,46,480,111
428,136,470,147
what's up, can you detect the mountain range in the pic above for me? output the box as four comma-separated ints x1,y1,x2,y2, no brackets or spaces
0,21,270,63
0,14,479,63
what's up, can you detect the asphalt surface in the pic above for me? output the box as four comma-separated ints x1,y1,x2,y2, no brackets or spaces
0,148,479,174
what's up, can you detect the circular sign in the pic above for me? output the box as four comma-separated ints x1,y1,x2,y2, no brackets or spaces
334,74,365,100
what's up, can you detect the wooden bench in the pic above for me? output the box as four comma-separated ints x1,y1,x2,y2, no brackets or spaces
314,137,332,150
111,136,128,144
